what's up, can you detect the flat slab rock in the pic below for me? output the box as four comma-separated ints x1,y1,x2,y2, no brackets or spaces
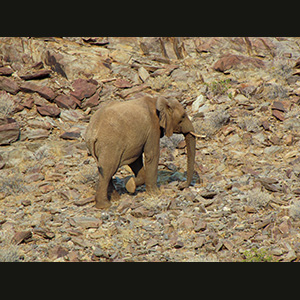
0,77,20,95
37,105,60,117
20,82,56,101
20,69,51,80
70,78,98,100
0,117,20,145
69,217,101,229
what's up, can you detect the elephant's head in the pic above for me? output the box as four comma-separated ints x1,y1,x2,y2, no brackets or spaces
156,96,199,188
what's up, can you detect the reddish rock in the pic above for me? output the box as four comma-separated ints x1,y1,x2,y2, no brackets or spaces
20,69,51,80
82,90,100,108
22,97,34,109
70,78,98,100
114,78,133,88
20,82,56,101
55,94,78,109
213,53,265,72
37,105,60,117
272,101,286,112
0,66,14,76
0,118,20,145
272,109,285,121
0,77,20,94
261,120,271,131
11,231,32,245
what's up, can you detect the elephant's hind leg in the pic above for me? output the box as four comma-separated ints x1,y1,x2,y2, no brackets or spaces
108,179,120,201
95,163,119,209
125,155,145,194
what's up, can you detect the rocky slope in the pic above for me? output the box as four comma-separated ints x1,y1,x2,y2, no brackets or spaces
1,37,300,261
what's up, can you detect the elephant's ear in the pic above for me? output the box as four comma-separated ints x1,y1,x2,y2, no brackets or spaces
156,96,173,137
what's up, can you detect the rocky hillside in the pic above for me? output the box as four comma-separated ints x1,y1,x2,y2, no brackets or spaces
1,37,300,261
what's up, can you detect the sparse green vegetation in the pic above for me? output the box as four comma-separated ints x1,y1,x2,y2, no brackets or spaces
206,79,231,96
243,248,274,262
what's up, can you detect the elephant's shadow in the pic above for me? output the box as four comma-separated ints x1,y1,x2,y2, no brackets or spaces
111,169,200,196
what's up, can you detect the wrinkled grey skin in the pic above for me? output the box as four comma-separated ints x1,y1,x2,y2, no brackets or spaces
85,95,196,209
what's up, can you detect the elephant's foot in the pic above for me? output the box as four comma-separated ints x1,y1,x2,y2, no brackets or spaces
125,176,136,194
146,185,160,196
95,198,111,209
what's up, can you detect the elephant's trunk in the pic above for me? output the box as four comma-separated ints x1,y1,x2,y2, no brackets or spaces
184,132,196,187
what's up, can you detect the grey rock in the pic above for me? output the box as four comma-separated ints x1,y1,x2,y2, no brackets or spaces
70,217,101,229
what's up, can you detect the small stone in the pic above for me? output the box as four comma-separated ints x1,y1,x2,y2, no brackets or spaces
55,94,78,109
20,82,56,101
194,236,205,249
201,191,217,199
55,246,69,258
272,109,285,121
70,217,101,229
261,120,270,131
130,206,155,218
74,197,95,206
22,97,34,109
284,250,297,262
114,78,133,88
223,240,234,251
194,220,207,232
93,247,109,258
0,118,20,145
173,240,184,249
0,77,20,94
21,200,31,206
271,248,284,256
60,131,81,140
40,183,55,194
278,220,290,235
33,227,55,240
11,231,32,245
70,78,98,100
37,105,60,117
244,205,256,213
82,90,100,108
272,101,286,112
285,134,294,146
25,128,50,140
138,67,150,82
178,217,194,230
20,69,51,80
0,66,14,76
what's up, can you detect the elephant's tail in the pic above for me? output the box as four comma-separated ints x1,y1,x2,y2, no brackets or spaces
91,138,98,162
86,136,98,163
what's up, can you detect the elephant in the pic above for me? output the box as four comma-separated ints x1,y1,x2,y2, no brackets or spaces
84,95,200,209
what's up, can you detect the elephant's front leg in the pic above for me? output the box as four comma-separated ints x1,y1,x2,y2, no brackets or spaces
143,136,160,195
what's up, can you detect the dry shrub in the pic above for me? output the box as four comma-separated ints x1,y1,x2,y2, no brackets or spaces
238,115,261,133
289,200,300,220
244,188,272,209
0,91,15,118
0,232,22,262
193,109,230,137
148,75,172,91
